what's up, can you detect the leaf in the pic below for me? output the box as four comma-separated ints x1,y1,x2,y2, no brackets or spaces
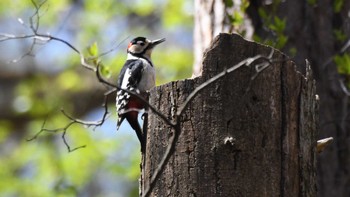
241,0,250,10
224,0,234,7
99,63,111,78
258,8,268,20
334,53,350,75
232,12,244,27
273,16,286,33
275,34,288,49
253,34,262,43
87,42,98,57
333,29,347,42
333,0,344,13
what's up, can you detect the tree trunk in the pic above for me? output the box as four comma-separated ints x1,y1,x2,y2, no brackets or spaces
142,33,317,196
193,1,350,196
249,1,350,196
193,0,253,77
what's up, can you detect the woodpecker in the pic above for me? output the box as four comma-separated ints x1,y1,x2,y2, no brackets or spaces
116,37,165,147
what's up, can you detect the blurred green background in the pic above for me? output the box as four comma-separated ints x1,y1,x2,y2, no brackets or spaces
0,0,193,196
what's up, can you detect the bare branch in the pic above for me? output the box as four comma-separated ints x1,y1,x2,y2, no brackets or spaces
339,79,350,96
322,38,350,69
177,54,271,116
98,36,130,58
27,90,114,152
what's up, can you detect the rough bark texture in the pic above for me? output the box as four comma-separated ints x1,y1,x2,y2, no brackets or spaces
249,1,350,196
143,33,317,196
194,1,350,196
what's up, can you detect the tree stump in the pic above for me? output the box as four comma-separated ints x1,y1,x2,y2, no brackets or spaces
142,33,317,196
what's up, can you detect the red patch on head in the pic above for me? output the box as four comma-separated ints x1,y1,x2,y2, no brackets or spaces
128,42,133,49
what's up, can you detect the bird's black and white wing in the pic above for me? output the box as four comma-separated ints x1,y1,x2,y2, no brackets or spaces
116,59,144,128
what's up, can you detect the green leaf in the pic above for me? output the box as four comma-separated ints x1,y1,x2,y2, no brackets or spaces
333,29,347,42
87,42,98,57
333,0,344,13
224,0,234,7
273,16,286,33
275,34,288,49
241,0,250,10
232,12,244,27
253,34,262,43
258,8,268,20
99,63,111,78
334,53,350,75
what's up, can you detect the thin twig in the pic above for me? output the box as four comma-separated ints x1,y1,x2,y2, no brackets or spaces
339,79,350,96
177,55,267,116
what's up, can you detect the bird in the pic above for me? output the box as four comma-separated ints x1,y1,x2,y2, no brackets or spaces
116,36,165,148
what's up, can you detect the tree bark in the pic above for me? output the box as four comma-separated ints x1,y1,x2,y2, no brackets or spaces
193,1,350,196
249,1,350,196
143,33,317,196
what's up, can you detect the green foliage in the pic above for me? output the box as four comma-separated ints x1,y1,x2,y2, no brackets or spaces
99,62,112,78
275,34,288,49
86,42,112,78
225,0,250,30
334,53,350,75
229,11,244,28
224,0,234,7
1,0,193,196
0,114,140,196
334,29,347,42
307,0,318,6
269,16,286,33
130,0,155,16
289,47,297,57
155,48,193,83
258,8,268,19
162,0,193,28
88,42,99,57
333,0,344,13
254,2,289,50
334,53,350,88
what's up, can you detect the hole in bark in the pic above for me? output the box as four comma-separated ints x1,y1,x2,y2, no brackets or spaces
251,95,258,102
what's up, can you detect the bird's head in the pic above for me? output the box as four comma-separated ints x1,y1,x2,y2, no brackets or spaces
127,37,165,59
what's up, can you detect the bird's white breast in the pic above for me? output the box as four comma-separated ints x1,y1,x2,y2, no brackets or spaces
138,59,155,92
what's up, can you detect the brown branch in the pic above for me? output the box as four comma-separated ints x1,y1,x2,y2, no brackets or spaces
27,90,113,152
322,38,350,69
339,79,350,96
177,54,272,116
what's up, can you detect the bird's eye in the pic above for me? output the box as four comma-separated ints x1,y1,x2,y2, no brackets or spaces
139,42,145,46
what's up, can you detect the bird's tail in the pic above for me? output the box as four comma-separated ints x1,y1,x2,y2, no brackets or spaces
126,114,144,150
126,115,143,141
116,116,125,131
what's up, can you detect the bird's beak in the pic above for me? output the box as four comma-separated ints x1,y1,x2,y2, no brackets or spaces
150,38,166,48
